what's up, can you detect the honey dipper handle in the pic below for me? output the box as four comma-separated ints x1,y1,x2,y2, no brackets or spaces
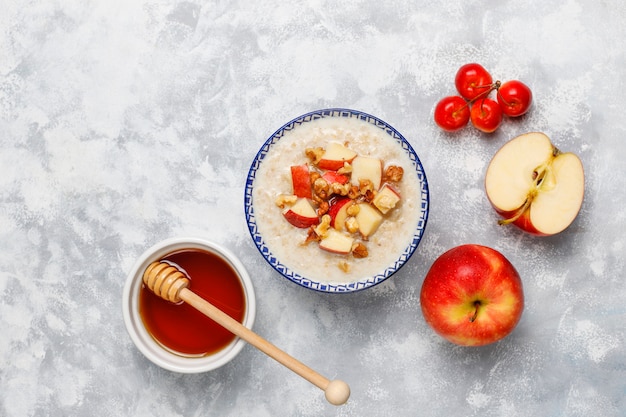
178,287,350,405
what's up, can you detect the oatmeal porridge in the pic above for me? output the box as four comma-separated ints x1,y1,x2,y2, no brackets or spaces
250,112,427,286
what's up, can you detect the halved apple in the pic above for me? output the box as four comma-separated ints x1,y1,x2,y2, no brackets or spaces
317,142,357,170
351,156,383,190
290,164,312,199
319,228,354,254
327,197,352,230
283,198,319,228
355,203,383,238
485,132,584,236
372,184,401,214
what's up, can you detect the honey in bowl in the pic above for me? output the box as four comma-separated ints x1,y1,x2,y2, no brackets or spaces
139,249,246,357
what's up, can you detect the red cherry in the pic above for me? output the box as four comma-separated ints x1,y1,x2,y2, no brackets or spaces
455,63,493,100
470,98,503,133
434,96,470,132
497,80,533,117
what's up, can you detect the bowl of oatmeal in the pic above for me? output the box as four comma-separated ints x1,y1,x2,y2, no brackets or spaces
245,108,429,293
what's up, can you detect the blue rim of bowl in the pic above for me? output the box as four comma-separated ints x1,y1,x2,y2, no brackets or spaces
244,108,429,293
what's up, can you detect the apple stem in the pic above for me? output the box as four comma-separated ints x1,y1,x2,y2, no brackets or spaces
469,300,481,322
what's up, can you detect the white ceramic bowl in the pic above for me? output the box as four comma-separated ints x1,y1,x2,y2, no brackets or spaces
122,237,256,373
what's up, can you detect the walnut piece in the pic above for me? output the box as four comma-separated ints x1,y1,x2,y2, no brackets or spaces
330,182,350,196
275,194,298,208
338,261,351,273
303,226,321,245
346,203,360,217
314,214,332,238
359,179,374,195
305,147,325,165
313,177,329,199
309,171,321,185
351,243,369,258
383,165,404,183
347,185,360,199
317,200,329,216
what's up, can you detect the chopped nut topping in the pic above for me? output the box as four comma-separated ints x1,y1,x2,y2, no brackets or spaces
359,179,374,195
346,203,360,217
351,243,368,258
313,177,329,199
317,200,329,216
311,193,323,204
314,214,332,237
338,261,351,273
347,185,360,199
305,147,325,165
383,165,404,183
280,142,405,263
330,182,351,196
304,226,320,245
309,171,321,185
275,194,298,208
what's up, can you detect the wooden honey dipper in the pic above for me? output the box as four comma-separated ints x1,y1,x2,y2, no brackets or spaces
143,261,351,406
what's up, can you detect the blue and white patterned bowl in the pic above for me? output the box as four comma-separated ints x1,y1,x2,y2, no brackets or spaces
245,108,429,293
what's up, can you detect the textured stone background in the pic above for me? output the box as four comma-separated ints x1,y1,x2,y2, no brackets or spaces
1,1,624,416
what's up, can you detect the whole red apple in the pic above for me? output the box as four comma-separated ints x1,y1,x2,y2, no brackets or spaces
420,244,524,346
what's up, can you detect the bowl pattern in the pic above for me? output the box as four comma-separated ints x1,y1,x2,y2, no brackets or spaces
245,108,429,293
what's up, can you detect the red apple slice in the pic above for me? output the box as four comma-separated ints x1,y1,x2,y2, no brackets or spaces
317,142,357,170
290,164,312,199
282,198,319,228
319,229,354,254
321,170,349,185
327,197,352,231
351,156,383,190
372,184,401,214
355,203,383,238
485,132,585,236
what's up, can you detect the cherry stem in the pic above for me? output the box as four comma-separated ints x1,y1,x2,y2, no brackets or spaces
472,80,501,103
496,88,511,107
469,300,481,323
458,80,502,112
